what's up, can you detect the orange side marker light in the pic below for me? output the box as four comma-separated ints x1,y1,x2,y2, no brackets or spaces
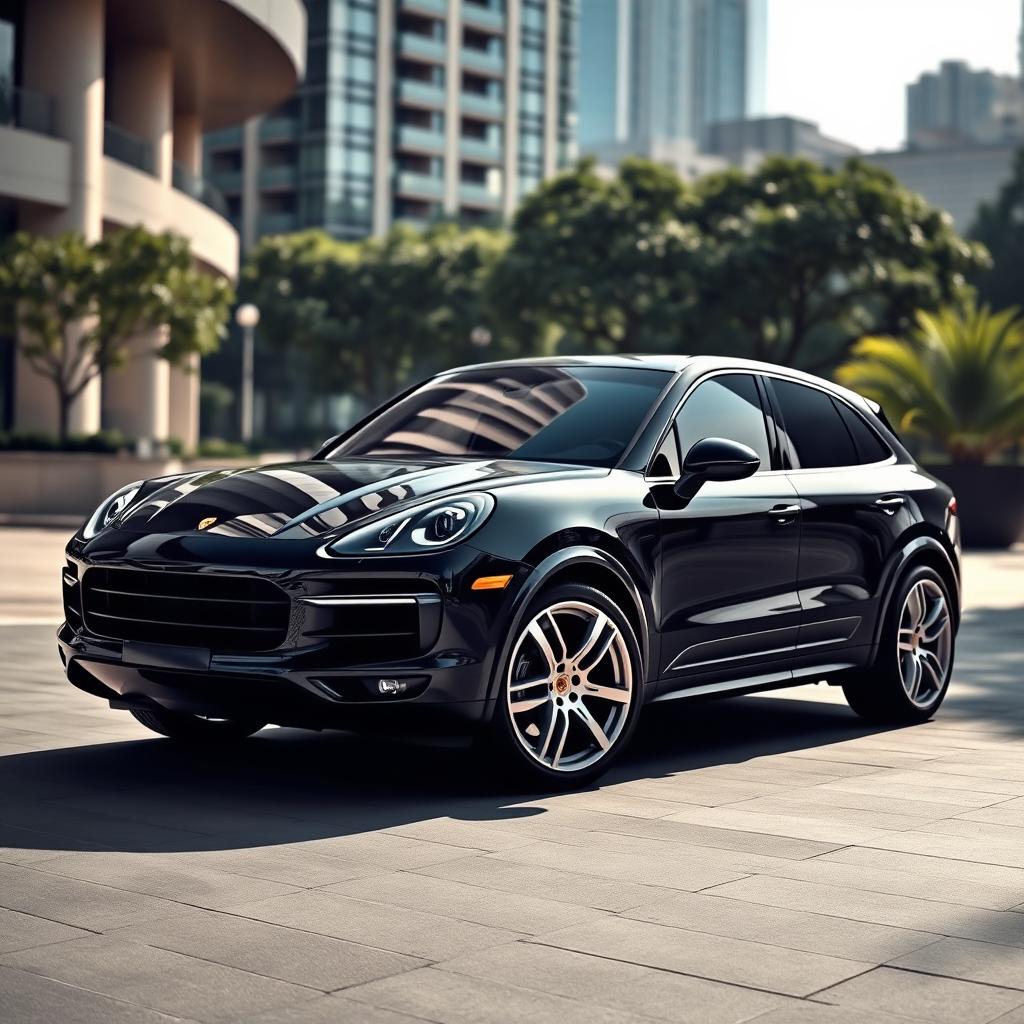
471,574,513,591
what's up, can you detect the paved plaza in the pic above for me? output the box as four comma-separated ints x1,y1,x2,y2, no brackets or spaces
0,528,1023,1023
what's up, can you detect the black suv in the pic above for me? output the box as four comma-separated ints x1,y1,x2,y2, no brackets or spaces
60,356,960,787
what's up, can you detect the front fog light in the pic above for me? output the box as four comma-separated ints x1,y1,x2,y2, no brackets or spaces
377,678,407,696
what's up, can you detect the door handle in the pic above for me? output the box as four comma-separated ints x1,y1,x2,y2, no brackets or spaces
873,495,905,515
769,503,800,524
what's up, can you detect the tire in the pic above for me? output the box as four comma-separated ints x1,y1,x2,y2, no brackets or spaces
482,582,644,790
842,564,955,724
130,707,266,743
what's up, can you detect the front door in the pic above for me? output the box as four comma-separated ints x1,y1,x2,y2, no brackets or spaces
654,373,803,694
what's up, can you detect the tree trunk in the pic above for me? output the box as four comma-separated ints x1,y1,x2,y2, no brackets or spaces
57,388,71,445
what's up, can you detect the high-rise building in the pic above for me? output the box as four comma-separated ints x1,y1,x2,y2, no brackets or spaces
206,0,579,249
578,0,766,151
906,60,1024,149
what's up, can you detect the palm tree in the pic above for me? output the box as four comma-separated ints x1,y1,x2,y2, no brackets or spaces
837,301,1024,464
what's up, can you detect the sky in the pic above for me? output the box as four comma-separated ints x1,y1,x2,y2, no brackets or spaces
763,0,1022,152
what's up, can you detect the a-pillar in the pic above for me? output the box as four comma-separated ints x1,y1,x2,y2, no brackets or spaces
17,0,105,436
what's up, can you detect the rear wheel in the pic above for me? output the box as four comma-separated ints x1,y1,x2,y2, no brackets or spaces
130,707,266,743
484,583,643,789
842,565,955,723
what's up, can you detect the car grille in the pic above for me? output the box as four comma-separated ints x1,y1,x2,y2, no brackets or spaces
80,567,290,653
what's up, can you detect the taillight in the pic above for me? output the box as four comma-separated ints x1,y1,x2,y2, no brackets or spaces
948,496,958,516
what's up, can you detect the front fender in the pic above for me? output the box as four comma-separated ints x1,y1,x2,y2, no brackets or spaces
479,545,653,721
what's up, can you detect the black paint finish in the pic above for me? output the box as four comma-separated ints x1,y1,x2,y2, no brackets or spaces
58,355,962,739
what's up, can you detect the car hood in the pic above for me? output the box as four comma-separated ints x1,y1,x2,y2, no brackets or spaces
116,458,603,540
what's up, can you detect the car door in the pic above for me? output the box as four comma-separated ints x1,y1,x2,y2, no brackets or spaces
764,375,904,670
653,372,803,695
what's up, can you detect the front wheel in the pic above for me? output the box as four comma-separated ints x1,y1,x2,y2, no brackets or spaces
484,583,643,789
130,707,266,743
842,565,955,724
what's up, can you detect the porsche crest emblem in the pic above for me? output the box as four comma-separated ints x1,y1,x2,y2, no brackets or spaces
197,517,217,531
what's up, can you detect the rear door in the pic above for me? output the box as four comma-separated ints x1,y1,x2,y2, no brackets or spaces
764,376,904,669
654,373,803,694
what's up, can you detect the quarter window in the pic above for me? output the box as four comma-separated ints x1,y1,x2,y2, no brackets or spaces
835,401,892,464
674,374,772,471
772,379,859,469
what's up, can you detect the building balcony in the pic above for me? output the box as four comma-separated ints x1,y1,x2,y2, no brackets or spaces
398,0,448,17
396,125,446,154
260,164,299,190
395,172,446,200
397,78,447,110
459,136,502,163
258,210,299,235
260,115,300,143
398,32,448,64
172,161,229,218
461,2,505,33
458,181,502,208
459,46,504,77
0,85,56,136
209,168,243,195
460,91,504,121
104,122,154,175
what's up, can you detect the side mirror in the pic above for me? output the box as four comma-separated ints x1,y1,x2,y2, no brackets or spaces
674,437,760,498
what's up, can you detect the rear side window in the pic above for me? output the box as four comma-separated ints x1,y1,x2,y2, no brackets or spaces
675,373,772,470
772,379,857,469
835,401,892,464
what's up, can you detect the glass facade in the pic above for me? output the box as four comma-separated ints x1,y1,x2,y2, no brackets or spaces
206,0,578,245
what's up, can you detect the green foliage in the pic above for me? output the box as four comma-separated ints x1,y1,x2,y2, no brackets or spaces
836,301,1024,463
0,429,128,453
969,147,1024,313
489,158,702,354
0,227,233,440
497,157,989,369
240,222,535,407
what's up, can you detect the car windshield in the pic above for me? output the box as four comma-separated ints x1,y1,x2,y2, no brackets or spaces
328,365,672,468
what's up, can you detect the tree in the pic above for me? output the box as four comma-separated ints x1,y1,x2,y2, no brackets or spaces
239,223,534,410
836,301,1024,463
493,157,989,369
0,227,233,441
969,147,1024,312
490,157,703,354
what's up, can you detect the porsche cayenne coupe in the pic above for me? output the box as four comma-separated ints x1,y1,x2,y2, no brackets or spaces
59,356,961,787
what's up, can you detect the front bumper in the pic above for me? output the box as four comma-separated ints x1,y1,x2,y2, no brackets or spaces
59,532,527,734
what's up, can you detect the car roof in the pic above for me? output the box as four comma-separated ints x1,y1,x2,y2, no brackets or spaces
444,354,693,374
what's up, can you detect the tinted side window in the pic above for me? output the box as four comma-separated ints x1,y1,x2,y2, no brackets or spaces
836,401,892,464
675,374,771,470
772,379,857,469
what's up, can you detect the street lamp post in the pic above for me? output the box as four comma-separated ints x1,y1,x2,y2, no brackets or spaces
235,303,260,445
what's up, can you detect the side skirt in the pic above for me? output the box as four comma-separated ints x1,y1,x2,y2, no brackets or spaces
650,661,857,704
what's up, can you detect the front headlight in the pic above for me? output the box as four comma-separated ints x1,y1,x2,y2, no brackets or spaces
82,481,144,539
326,493,494,556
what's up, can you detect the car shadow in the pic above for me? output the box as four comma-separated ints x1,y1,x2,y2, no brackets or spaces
0,604,1018,858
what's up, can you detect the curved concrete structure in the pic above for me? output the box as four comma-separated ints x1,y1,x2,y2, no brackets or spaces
1,0,305,448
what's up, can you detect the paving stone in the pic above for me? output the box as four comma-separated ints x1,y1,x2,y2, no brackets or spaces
228,889,522,960
703,875,1024,947
108,905,426,991
223,995,428,1023
437,941,793,1023
325,869,608,934
0,964,187,1023
816,966,1024,1024
532,916,871,997
346,964,668,1023
0,934,321,1021
887,937,1024,990
0,906,91,952
623,890,938,961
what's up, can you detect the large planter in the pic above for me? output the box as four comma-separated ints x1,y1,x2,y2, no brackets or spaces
924,463,1024,549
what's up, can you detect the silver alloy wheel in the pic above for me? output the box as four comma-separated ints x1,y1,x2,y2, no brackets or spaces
506,600,634,773
897,578,952,708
